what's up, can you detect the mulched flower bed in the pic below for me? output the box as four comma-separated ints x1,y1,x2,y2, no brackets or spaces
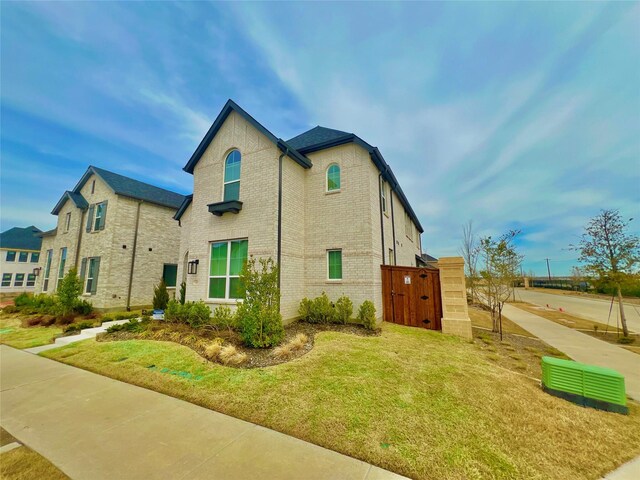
97,320,379,368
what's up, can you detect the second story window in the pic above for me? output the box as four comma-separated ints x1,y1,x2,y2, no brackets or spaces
405,212,413,242
223,150,241,201
64,212,72,232
31,252,39,263
86,201,108,232
327,164,340,192
18,252,28,262
6,251,16,262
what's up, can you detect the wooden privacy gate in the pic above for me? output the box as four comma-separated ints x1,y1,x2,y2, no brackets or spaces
381,265,442,330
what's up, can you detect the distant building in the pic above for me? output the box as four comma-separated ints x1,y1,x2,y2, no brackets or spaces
0,225,42,298
34,166,185,310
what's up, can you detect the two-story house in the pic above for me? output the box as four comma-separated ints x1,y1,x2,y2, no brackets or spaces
35,166,186,310
0,225,42,298
175,100,423,322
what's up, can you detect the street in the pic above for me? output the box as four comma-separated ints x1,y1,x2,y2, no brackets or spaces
514,289,640,333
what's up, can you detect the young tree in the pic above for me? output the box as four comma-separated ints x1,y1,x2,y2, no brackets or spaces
57,268,82,316
153,279,170,311
479,230,523,337
572,210,639,337
459,220,480,303
236,256,284,348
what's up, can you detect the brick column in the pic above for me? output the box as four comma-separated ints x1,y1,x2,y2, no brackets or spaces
437,257,472,340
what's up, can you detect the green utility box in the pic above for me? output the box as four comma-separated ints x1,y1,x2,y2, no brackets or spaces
541,356,628,414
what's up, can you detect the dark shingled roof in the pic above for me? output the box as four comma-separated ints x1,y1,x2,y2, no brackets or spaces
183,99,311,174
286,126,424,233
174,194,193,221
0,226,42,251
71,166,186,210
286,126,353,152
52,191,89,215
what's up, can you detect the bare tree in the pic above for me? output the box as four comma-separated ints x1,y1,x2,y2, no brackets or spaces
572,210,639,337
460,220,480,303
479,230,524,337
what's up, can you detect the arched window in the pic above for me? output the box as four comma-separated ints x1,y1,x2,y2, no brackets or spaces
223,150,241,201
326,164,340,192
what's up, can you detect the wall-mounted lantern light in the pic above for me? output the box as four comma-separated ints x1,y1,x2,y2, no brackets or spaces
187,259,199,275
33,267,42,277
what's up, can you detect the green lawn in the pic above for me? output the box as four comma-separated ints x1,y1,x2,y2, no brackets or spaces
0,315,61,349
42,323,640,480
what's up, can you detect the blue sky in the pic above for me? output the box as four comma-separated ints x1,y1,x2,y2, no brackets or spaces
1,2,638,276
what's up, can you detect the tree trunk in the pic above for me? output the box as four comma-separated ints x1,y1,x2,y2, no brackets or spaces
617,284,629,337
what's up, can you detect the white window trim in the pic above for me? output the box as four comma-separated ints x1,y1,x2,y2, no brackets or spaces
14,273,25,287
222,149,241,202
208,239,247,300
26,274,36,287
326,249,343,281
1,273,12,287
326,163,341,193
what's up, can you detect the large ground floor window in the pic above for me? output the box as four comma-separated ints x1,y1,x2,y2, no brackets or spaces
208,239,248,300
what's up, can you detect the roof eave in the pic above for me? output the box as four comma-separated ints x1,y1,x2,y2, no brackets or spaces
173,194,193,221
183,99,310,174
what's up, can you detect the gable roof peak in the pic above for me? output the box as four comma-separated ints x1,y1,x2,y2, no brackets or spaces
183,99,312,174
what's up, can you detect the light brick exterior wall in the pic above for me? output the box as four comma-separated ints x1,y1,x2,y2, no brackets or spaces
438,257,473,339
179,113,424,324
35,173,181,310
181,111,280,311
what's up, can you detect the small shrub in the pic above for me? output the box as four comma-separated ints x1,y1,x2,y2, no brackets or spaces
14,293,31,307
153,279,169,311
271,342,294,359
290,333,308,350
334,295,353,324
219,345,247,365
237,257,284,348
74,299,93,315
204,338,224,360
40,315,56,327
57,268,82,316
618,336,635,345
106,323,124,333
140,314,152,322
298,298,312,321
2,305,19,314
209,306,236,331
64,324,81,334
358,300,377,330
56,315,75,326
305,293,335,324
179,281,186,305
187,301,211,329
165,300,182,323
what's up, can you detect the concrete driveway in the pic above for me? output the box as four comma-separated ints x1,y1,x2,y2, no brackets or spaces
0,345,406,480
515,288,640,333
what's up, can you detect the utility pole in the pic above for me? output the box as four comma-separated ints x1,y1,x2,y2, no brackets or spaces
545,258,552,281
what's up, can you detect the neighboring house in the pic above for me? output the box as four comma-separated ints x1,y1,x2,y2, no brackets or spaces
34,166,185,310
417,253,439,269
0,225,42,298
176,100,423,322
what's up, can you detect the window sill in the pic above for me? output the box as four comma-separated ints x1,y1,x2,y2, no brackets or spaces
325,190,341,195
326,279,343,284
205,298,243,305
383,211,389,218
208,200,243,216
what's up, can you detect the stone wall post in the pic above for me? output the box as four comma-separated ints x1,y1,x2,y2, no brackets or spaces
437,257,473,340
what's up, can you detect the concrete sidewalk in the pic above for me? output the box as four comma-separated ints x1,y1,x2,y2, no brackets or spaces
0,345,407,480
503,304,640,401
